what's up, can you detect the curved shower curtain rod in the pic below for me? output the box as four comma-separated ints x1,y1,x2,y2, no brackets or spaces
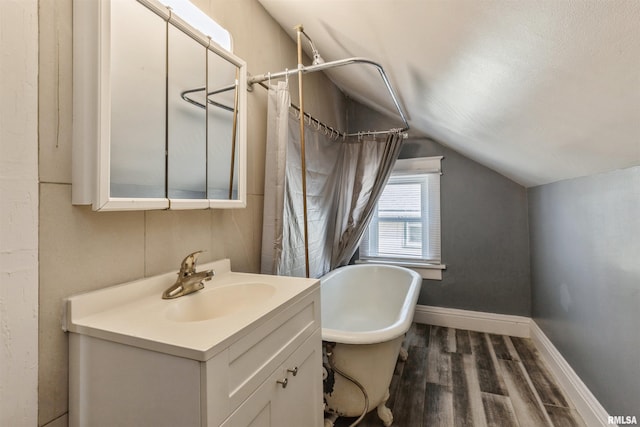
248,56,410,137
189,57,410,138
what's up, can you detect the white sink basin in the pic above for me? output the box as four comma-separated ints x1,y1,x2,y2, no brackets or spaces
64,258,319,361
165,283,276,322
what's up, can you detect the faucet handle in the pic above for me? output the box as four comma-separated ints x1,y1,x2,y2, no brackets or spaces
179,250,203,276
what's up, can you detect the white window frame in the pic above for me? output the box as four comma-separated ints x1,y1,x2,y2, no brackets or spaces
358,156,446,280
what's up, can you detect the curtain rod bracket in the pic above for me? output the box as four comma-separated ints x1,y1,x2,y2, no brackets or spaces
246,73,255,91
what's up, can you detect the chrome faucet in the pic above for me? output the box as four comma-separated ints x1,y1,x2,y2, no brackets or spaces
162,251,214,299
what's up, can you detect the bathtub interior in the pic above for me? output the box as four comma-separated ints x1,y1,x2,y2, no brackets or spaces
321,265,419,334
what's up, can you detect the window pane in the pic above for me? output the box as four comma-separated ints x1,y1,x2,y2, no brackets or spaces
365,178,424,259
360,160,441,265
378,183,421,218
377,220,421,257
406,222,422,247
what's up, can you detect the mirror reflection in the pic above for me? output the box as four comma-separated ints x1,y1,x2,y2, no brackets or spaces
207,50,239,200
110,0,166,198
168,25,207,199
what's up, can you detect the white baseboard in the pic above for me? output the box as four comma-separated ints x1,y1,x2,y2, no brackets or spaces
413,304,531,338
530,321,611,427
412,304,612,427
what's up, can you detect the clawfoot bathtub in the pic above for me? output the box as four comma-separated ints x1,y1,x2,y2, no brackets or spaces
320,264,421,426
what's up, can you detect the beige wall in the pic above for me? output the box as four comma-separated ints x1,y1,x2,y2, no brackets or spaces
37,0,347,425
0,0,39,425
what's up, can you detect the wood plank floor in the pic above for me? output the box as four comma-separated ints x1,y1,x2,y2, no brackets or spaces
332,323,586,427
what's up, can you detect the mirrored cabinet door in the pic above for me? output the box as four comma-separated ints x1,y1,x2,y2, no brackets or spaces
110,0,167,200
207,49,240,201
167,25,207,204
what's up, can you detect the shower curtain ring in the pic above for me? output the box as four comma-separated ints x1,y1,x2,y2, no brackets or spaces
285,68,289,85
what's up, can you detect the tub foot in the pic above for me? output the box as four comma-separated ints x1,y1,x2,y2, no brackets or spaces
376,389,394,427
398,346,409,362
324,412,338,427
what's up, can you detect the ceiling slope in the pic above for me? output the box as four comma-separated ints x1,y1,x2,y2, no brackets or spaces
258,0,640,187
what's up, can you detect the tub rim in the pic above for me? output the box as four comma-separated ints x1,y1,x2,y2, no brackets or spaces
320,264,421,345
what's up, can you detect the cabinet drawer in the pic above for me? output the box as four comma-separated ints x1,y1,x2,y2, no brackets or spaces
204,289,320,426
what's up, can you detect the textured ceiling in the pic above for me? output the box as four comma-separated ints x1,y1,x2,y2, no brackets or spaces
257,0,640,187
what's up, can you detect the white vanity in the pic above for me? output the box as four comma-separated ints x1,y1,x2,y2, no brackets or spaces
64,259,323,426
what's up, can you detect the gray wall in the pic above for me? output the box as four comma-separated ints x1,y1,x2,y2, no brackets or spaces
347,101,531,316
401,138,531,316
529,166,640,416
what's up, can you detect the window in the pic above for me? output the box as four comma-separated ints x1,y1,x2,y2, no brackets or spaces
360,156,442,266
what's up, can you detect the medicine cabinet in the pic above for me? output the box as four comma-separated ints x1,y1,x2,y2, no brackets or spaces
72,0,247,211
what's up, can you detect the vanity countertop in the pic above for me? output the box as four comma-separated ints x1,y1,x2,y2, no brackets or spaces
64,259,319,361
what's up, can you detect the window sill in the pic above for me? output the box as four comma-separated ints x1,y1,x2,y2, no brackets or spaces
355,259,446,280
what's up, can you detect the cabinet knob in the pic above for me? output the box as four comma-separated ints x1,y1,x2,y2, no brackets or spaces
276,378,288,389
287,367,298,377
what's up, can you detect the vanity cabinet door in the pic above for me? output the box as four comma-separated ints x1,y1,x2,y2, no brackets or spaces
273,329,324,427
219,329,323,427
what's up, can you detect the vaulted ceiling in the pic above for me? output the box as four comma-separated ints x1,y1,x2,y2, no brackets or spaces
258,0,640,187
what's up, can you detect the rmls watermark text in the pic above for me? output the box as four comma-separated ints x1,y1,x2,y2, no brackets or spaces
609,415,638,425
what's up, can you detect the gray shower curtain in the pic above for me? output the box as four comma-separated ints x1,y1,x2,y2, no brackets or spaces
261,81,403,278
